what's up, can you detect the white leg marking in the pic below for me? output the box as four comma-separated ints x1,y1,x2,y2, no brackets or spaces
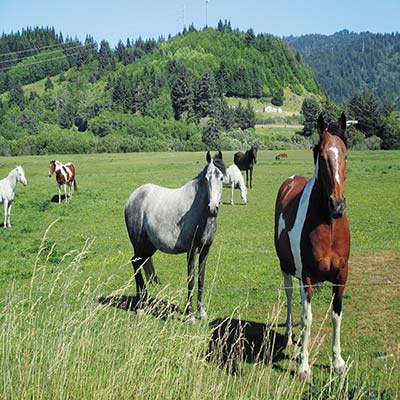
332,311,346,374
288,159,319,279
230,182,234,205
3,201,8,228
7,203,12,227
298,284,312,380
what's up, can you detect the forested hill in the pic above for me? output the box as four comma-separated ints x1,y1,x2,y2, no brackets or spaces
285,30,400,104
0,25,321,155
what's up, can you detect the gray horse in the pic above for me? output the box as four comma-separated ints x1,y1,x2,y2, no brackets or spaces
124,151,226,323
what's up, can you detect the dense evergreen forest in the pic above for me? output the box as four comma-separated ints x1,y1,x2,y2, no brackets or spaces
285,30,400,105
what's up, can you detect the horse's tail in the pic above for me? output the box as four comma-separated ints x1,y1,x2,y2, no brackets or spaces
73,179,78,191
143,257,160,284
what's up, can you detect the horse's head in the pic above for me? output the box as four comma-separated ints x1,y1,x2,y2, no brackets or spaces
15,166,27,186
205,151,226,217
48,160,56,177
315,113,348,219
251,146,258,164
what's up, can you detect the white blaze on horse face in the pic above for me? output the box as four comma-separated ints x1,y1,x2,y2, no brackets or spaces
206,161,223,216
288,159,319,279
328,146,340,184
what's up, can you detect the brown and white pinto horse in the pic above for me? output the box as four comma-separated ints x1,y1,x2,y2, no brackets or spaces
274,113,350,380
48,160,77,203
234,146,257,189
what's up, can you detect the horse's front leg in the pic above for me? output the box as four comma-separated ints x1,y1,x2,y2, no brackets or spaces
6,202,12,227
246,170,249,188
230,182,234,205
57,184,62,204
298,282,313,381
186,249,197,324
332,283,346,374
197,245,210,321
250,167,253,189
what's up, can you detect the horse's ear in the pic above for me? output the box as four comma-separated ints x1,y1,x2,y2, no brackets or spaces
339,112,347,132
206,151,211,164
317,114,326,135
217,151,223,160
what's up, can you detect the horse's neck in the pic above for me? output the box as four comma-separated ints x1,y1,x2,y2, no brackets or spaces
185,176,208,208
7,172,18,189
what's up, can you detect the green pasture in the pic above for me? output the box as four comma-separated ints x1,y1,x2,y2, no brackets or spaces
0,150,399,399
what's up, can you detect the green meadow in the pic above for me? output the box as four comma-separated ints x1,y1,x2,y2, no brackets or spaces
0,150,399,399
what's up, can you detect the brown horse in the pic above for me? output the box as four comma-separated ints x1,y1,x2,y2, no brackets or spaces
274,113,350,380
48,160,77,203
234,146,257,189
275,153,288,160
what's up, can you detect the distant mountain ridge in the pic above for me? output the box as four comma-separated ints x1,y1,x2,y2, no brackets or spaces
285,30,400,104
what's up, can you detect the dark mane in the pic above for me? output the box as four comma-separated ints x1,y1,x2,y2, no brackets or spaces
212,155,226,175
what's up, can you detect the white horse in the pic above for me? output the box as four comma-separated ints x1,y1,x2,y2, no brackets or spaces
0,166,27,228
223,164,247,205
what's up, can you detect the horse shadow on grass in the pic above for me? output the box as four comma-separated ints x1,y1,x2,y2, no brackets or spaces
97,295,182,321
50,194,67,203
206,317,289,375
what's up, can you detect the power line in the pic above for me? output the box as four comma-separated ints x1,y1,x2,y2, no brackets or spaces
0,42,97,66
0,40,83,58
0,48,97,72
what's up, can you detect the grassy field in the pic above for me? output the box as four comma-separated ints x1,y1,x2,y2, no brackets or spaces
0,150,399,399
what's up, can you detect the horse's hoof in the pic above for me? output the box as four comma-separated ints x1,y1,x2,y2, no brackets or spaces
298,365,312,382
199,309,208,321
187,314,196,324
136,308,145,316
333,358,346,375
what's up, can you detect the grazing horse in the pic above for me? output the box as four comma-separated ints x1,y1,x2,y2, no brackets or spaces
275,153,288,160
223,164,247,205
234,146,257,189
274,113,350,380
48,160,77,203
124,151,226,323
0,166,27,228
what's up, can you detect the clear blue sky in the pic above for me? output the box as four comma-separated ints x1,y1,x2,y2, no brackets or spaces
1,0,399,46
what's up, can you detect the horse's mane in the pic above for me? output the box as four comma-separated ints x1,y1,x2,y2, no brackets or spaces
196,155,226,180
313,123,347,163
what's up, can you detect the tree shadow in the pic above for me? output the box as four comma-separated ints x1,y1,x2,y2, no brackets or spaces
98,295,182,321
206,317,288,375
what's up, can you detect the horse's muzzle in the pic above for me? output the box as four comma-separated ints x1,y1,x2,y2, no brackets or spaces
208,205,219,217
329,197,346,219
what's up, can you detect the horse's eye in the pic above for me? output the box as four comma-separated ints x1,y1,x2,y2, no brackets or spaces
220,176,223,181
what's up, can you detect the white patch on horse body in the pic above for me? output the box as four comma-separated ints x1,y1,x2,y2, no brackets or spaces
328,146,340,184
277,213,286,239
287,159,319,279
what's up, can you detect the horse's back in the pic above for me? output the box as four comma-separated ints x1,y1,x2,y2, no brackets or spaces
125,183,199,254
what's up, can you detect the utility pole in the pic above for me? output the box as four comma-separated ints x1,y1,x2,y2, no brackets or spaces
205,0,209,27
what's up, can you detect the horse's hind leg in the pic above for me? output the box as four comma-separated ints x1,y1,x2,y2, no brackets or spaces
250,167,253,189
3,200,8,228
282,271,294,345
131,256,147,315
